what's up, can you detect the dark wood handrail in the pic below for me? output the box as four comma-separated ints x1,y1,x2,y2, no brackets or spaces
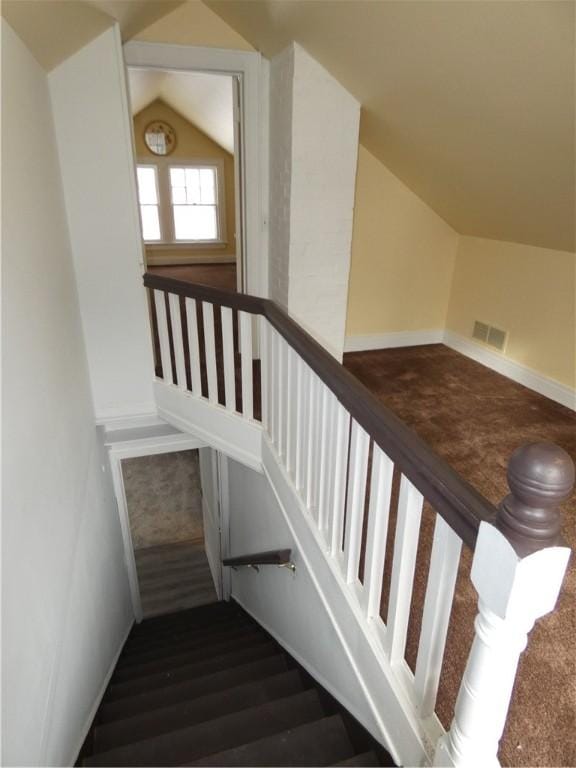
223,549,293,567
144,272,497,549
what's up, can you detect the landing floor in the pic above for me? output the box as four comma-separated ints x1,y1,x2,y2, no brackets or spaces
343,344,575,768
135,540,218,619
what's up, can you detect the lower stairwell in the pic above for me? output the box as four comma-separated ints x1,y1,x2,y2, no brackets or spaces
79,602,393,767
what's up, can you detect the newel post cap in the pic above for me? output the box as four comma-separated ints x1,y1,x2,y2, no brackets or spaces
497,442,574,555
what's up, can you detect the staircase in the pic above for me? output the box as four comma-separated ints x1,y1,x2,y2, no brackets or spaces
79,602,393,767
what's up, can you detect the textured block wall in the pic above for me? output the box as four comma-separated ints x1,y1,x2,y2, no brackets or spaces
269,43,360,359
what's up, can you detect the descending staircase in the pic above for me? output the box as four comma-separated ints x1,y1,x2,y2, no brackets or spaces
79,601,393,767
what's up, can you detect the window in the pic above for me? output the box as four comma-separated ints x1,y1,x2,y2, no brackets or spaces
136,160,225,246
170,167,217,241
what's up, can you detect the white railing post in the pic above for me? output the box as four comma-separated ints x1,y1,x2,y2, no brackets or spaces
434,443,574,768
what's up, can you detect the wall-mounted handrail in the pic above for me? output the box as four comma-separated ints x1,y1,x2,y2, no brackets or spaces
223,549,295,572
143,272,495,550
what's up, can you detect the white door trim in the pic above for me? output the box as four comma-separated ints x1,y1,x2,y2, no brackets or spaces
107,430,207,621
123,41,270,299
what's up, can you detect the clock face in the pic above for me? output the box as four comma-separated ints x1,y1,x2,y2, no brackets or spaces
144,120,177,156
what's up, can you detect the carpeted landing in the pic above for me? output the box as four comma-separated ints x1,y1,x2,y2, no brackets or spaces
78,602,393,767
344,343,575,768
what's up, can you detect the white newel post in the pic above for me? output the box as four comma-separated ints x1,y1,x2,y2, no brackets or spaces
434,443,574,768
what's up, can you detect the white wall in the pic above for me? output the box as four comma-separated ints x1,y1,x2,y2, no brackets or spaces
49,26,156,424
1,20,134,765
269,44,360,359
226,458,383,741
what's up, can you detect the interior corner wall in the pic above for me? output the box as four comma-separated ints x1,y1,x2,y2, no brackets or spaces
268,45,294,309
269,43,360,360
2,19,133,766
446,236,576,389
49,25,156,423
346,146,458,339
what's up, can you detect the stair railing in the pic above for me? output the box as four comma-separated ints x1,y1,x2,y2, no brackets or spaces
223,549,296,572
143,272,573,767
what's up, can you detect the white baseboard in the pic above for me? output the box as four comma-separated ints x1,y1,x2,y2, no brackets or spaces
94,404,160,429
68,620,133,766
344,329,444,353
443,331,575,411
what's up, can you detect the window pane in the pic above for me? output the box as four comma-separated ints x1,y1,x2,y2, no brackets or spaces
136,166,158,204
171,185,186,204
199,168,216,204
170,168,185,187
140,204,161,240
173,205,217,240
185,168,201,203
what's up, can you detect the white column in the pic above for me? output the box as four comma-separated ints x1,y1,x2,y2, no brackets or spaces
434,521,570,767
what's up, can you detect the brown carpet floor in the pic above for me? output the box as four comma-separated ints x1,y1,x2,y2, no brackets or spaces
149,263,237,293
344,344,575,768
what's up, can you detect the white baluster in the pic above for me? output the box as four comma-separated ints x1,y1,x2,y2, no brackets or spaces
363,446,394,618
287,348,299,477
259,317,268,430
221,306,236,412
185,297,202,396
168,293,186,391
330,404,351,557
386,475,424,663
283,342,292,470
304,373,318,511
294,356,307,492
153,289,172,383
277,335,286,459
202,302,218,404
414,515,462,717
239,311,254,420
343,420,370,583
318,391,336,536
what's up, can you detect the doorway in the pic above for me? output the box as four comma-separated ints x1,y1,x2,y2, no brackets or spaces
121,449,219,619
126,67,241,294
123,41,268,300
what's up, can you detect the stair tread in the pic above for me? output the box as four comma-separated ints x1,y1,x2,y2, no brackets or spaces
113,630,276,683
186,714,354,767
85,689,325,766
94,669,308,752
98,655,289,723
118,624,263,669
124,615,256,652
334,751,381,766
127,606,245,643
106,641,279,701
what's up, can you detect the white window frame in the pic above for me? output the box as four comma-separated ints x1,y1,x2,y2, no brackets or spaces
137,156,227,249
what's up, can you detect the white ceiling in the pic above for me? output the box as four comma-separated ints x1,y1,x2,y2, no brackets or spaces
207,0,576,252
127,68,234,154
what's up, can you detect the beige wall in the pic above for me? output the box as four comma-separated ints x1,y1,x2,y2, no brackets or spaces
446,237,576,388
346,145,458,335
134,99,236,264
134,0,254,50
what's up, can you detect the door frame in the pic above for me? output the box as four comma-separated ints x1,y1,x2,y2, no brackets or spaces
123,41,270,299
107,430,208,622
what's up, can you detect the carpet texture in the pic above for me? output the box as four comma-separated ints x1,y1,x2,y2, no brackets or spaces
344,344,575,768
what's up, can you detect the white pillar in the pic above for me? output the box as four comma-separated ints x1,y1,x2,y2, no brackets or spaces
434,521,570,767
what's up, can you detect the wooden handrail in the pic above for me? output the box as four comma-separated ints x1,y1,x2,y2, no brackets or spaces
143,272,497,549
223,549,293,568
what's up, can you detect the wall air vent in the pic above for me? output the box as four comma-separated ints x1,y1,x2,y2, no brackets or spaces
472,321,489,342
487,325,507,351
472,320,507,351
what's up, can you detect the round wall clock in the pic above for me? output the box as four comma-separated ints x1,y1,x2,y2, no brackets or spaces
144,120,177,156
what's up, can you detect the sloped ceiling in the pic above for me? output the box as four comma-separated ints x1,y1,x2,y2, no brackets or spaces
127,69,234,153
1,0,183,71
206,0,576,252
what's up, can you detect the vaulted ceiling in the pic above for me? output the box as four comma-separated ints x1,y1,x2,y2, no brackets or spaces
206,0,575,252
3,0,574,251
127,69,234,154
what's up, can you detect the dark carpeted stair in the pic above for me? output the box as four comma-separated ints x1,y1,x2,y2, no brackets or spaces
79,601,394,767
